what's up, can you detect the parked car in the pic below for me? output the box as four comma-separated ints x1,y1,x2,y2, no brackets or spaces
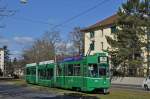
142,76,150,91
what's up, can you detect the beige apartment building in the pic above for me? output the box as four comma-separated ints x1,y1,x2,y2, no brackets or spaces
81,14,117,56
0,48,4,73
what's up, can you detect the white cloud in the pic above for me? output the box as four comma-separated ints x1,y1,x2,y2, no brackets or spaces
11,50,22,55
14,36,34,45
10,50,23,59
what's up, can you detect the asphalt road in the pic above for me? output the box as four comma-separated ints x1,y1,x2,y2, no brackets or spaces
1,81,148,99
0,82,97,99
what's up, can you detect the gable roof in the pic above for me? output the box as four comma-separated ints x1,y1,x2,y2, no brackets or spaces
0,48,4,51
81,14,118,32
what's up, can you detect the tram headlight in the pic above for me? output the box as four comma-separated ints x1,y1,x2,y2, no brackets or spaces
104,81,106,84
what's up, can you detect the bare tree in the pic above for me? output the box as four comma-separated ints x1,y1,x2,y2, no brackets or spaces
11,57,26,78
69,27,84,55
23,31,61,63
43,31,61,52
23,39,54,63
56,40,67,55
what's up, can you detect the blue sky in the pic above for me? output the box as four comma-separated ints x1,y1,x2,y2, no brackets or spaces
0,0,125,59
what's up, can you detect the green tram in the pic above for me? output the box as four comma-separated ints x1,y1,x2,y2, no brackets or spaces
26,63,37,84
25,52,110,93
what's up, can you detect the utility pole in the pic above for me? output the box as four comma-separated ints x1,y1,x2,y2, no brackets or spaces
3,48,6,77
144,0,150,76
54,55,57,84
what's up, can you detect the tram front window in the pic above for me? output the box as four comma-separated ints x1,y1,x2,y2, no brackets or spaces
88,64,109,77
88,64,98,77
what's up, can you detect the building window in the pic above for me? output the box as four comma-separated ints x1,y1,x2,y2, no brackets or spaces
111,26,116,33
90,31,95,38
101,29,104,37
101,42,104,50
90,41,95,51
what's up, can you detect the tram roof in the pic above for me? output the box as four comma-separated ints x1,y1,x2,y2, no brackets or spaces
39,60,54,65
26,63,37,67
59,55,83,63
93,52,109,56
58,52,108,63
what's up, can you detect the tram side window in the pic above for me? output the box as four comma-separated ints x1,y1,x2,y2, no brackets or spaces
38,69,41,78
40,70,42,79
57,65,62,76
88,64,98,77
73,64,80,76
30,68,32,75
34,68,36,75
47,68,53,79
38,69,42,79
46,69,48,79
31,68,36,75
40,69,43,79
68,64,73,76
26,68,30,75
39,69,45,79
64,65,67,76
50,69,54,78
43,69,46,79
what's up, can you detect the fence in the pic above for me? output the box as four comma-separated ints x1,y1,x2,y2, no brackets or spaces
111,68,148,77
111,77,145,86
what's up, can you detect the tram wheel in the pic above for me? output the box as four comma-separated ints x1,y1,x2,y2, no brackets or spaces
103,89,110,95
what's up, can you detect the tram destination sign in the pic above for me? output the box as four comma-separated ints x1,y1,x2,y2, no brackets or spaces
99,57,107,63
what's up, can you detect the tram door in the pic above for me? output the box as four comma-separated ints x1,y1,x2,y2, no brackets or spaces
99,56,108,85
63,64,68,88
63,64,66,87
82,63,87,90
99,66,107,85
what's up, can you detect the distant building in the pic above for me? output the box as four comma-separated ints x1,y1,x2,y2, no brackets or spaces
0,48,4,73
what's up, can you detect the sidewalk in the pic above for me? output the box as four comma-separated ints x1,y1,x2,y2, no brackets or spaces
111,83,143,90
0,77,13,80
111,77,144,90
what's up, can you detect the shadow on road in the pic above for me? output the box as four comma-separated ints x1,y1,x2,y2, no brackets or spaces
33,93,99,99
0,82,99,99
